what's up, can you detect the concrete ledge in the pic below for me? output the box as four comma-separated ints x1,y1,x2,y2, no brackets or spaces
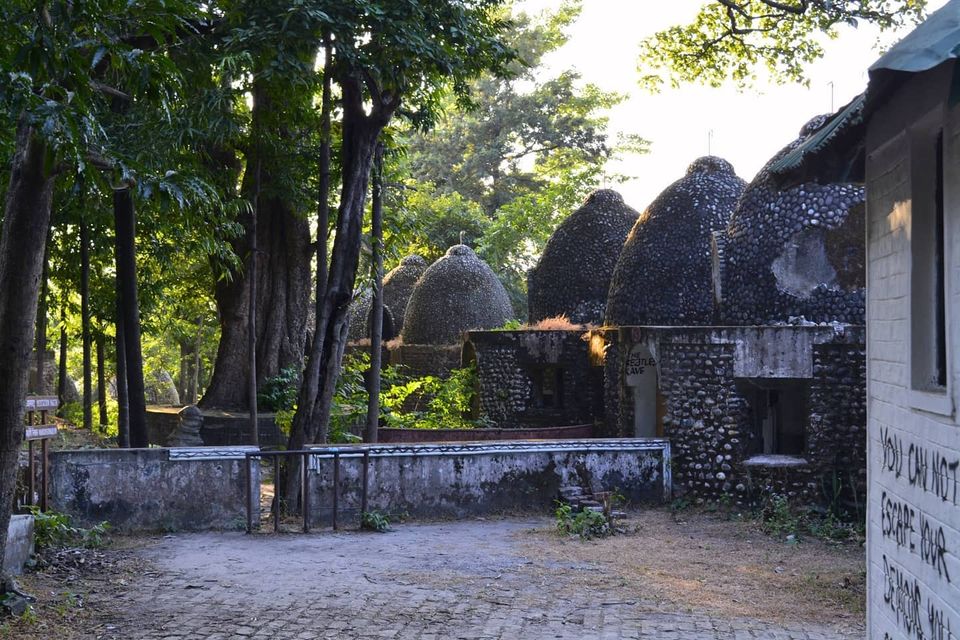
49,448,258,532
298,438,671,526
3,515,34,576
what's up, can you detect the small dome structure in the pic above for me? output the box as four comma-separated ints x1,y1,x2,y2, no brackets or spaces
605,157,745,326
383,254,428,332
528,189,640,324
402,245,513,345
719,116,866,324
347,288,373,341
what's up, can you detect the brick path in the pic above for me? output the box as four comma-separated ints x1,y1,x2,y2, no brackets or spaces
95,519,860,640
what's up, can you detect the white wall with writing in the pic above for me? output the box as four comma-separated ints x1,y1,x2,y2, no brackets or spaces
867,72,960,640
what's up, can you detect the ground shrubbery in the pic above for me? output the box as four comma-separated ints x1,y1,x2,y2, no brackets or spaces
673,484,865,545
266,353,488,442
28,507,110,551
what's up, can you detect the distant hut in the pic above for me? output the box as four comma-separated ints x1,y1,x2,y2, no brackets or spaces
346,254,427,342
382,254,428,335
527,189,639,325
605,156,745,326
402,245,513,345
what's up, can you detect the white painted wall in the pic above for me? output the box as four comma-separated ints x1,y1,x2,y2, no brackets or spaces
867,61,960,640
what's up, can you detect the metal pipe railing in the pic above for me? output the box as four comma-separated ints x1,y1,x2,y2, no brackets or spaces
243,439,672,533
244,447,374,534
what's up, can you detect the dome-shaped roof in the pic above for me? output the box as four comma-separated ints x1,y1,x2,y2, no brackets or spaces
528,189,639,324
347,288,373,341
383,254,428,332
719,116,866,324
347,255,427,342
402,245,513,345
605,156,745,326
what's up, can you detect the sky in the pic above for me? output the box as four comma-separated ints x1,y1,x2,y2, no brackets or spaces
517,0,946,210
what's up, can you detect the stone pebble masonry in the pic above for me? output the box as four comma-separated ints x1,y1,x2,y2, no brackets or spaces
605,156,746,326
402,244,513,346
719,115,866,325
527,189,639,325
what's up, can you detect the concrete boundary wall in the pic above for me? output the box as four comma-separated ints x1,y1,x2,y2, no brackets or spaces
49,447,257,532
297,439,671,527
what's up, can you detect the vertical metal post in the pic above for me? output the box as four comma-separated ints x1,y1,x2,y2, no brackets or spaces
302,452,310,533
273,455,280,533
361,450,370,517
332,451,340,531
27,441,35,507
245,455,253,534
41,438,49,512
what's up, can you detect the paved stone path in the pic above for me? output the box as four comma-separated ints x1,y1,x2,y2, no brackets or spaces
96,519,860,640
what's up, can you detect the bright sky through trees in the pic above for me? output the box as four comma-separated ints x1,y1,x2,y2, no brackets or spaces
519,0,946,209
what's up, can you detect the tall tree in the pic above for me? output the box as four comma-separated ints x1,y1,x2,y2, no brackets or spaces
395,1,634,314
199,0,319,410
0,0,208,580
283,0,516,500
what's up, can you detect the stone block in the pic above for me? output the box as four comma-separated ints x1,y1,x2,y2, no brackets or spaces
3,514,34,576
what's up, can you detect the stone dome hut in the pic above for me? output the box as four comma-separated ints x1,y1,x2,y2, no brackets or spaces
382,254,428,333
402,245,513,345
605,156,746,326
346,288,397,342
347,288,373,341
716,116,866,324
527,189,639,324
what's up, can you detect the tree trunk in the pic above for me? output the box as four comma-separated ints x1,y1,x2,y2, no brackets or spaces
57,302,67,407
284,74,395,503
80,216,93,431
115,308,130,448
316,35,332,326
113,187,148,447
365,143,385,444
96,329,108,428
191,316,202,403
200,84,311,411
0,125,55,582
247,158,260,446
34,232,50,393
178,340,190,402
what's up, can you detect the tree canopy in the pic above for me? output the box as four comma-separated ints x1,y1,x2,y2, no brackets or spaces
638,0,928,88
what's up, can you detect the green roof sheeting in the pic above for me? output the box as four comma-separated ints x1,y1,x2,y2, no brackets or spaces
766,93,864,177
870,0,960,75
769,1,960,184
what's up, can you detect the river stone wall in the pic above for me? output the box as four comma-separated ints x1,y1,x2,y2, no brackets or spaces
718,116,866,325
609,326,865,507
464,330,603,429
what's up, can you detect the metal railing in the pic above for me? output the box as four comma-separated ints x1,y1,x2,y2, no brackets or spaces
244,439,673,534
245,447,374,534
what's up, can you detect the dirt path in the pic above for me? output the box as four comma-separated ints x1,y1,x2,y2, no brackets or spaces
3,509,864,639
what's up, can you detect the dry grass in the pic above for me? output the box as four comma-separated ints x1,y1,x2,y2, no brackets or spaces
532,315,588,331
0,544,146,640
520,508,865,626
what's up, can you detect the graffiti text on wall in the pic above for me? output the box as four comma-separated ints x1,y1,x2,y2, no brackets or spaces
883,554,956,639
881,491,952,582
880,427,959,505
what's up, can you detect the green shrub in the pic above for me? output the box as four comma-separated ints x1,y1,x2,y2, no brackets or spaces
258,366,300,412
331,352,487,434
28,507,110,549
58,401,83,428
757,492,801,541
555,503,613,540
360,510,391,532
